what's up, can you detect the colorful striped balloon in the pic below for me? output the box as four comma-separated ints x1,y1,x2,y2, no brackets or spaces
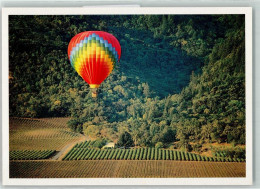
68,31,121,89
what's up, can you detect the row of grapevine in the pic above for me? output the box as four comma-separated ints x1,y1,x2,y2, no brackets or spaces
62,146,245,162
10,150,56,160
74,141,92,148
72,140,106,149
10,117,73,129
211,146,246,160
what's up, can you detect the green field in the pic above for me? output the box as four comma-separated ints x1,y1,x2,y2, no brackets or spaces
62,140,244,162
10,150,56,160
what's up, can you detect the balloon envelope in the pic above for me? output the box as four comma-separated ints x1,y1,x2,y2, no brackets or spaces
68,31,121,88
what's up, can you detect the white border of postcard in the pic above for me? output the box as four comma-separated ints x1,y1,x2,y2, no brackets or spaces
2,7,252,185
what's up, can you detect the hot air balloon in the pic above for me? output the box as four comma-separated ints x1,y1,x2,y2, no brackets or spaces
68,31,121,97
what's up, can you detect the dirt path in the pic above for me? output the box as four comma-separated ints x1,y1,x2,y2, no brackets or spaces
51,135,89,161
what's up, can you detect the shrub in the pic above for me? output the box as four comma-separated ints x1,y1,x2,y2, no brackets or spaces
139,148,143,160
72,149,82,160
188,153,193,161
131,149,136,160
138,148,142,160
172,151,176,160
116,149,122,160
89,149,97,160
100,149,107,160
63,148,75,160
181,152,185,161
104,149,111,160
93,149,101,160
155,142,163,149
169,150,173,160
83,141,91,148
108,150,115,160
127,149,133,160
147,148,151,160
184,152,189,161
151,148,155,160
155,148,158,160
177,151,181,160
166,150,169,160
112,149,119,160
78,149,87,160
143,148,147,160
119,149,125,160
123,149,129,160
192,153,196,161
85,149,94,160
158,149,162,160
135,148,140,160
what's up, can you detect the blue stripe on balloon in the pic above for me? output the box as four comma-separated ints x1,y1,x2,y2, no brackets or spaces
69,33,119,64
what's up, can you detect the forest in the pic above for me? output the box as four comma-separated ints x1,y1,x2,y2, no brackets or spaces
9,15,245,152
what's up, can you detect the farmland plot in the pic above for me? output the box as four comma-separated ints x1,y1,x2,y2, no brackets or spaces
9,118,83,151
63,141,245,162
10,160,246,178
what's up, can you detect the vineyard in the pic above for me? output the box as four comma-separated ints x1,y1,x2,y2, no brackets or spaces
9,118,83,150
62,140,245,162
10,150,56,160
10,160,246,178
9,117,71,129
9,118,246,178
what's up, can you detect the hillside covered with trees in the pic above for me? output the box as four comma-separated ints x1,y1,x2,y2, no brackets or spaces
9,15,245,152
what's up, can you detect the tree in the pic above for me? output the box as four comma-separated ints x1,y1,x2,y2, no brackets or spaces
117,131,134,148
83,125,100,138
162,128,176,143
143,83,150,98
67,119,82,133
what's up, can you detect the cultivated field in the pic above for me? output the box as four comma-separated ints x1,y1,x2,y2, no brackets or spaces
9,118,83,150
9,117,246,178
62,140,244,162
10,150,56,160
10,160,245,178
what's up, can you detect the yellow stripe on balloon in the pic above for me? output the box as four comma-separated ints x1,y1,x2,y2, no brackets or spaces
72,41,116,80
74,57,82,75
104,54,113,73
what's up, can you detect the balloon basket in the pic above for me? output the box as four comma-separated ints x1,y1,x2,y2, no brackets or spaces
91,89,98,98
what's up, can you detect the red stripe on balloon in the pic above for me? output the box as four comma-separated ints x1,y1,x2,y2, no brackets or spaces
68,31,121,60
